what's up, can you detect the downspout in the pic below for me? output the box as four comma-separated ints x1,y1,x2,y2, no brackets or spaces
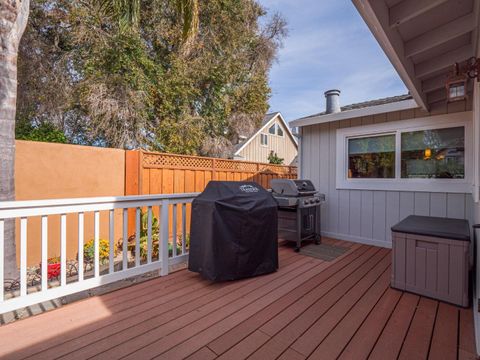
474,80,480,357
293,127,302,180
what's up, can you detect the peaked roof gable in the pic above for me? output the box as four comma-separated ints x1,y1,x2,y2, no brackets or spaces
234,112,298,156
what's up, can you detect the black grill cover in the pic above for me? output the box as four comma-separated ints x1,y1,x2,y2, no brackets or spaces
188,181,278,281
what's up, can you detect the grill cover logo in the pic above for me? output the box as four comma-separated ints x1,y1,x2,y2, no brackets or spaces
239,185,259,193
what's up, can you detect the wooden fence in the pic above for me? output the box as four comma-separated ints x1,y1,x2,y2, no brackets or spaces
124,150,297,234
125,150,297,197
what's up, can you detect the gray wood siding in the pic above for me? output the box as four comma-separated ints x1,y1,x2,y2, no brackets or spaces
302,101,475,247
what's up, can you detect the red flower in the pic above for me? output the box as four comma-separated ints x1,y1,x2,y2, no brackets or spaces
47,263,61,279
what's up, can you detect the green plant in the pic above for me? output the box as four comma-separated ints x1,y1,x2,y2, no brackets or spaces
129,211,190,260
48,256,60,264
268,151,284,165
16,121,68,144
83,239,116,264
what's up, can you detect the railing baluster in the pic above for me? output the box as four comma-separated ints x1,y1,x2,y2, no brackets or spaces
60,214,67,287
123,209,128,270
182,204,187,254
135,208,140,267
78,213,84,282
41,216,48,291
172,204,177,257
0,220,4,301
94,211,100,278
109,210,114,274
20,218,27,296
147,206,152,264
160,201,169,276
0,194,198,313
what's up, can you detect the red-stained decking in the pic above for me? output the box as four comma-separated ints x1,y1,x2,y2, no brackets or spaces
0,239,476,360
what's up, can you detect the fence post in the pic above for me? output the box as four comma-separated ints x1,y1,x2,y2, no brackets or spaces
212,158,216,180
160,199,170,276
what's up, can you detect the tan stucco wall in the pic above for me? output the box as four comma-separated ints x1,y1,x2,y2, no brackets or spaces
14,141,126,265
15,140,125,200
237,118,298,165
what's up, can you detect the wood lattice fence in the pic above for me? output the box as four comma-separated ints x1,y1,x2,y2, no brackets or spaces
125,150,297,197
125,150,298,235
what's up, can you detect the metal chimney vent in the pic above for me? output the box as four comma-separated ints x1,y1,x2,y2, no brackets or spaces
324,89,341,114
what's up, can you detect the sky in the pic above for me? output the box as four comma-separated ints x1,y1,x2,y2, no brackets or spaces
259,0,408,122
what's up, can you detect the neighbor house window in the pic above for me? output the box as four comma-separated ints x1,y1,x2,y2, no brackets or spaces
261,133,268,146
401,127,465,179
348,134,395,178
277,125,284,137
268,123,284,136
335,113,470,193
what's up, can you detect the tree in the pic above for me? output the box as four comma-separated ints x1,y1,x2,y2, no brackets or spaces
1,0,202,283
17,0,286,154
0,0,30,281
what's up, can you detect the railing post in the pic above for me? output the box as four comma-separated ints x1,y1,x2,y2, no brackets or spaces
160,200,170,276
41,216,48,291
94,211,100,278
20,218,27,296
60,214,67,286
0,220,4,302
78,212,84,281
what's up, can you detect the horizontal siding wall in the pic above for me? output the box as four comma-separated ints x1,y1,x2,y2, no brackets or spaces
302,101,475,248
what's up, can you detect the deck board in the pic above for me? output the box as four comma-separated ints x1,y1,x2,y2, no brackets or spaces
369,292,420,360
0,239,476,360
337,287,402,360
397,297,438,360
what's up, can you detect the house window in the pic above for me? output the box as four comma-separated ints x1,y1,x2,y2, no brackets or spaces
277,125,284,137
335,113,471,193
261,133,268,146
268,123,284,136
401,127,465,179
348,134,395,179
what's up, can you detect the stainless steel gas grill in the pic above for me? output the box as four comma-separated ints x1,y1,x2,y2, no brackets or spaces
270,179,326,252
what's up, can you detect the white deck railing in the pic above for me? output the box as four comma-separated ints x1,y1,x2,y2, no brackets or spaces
0,193,199,314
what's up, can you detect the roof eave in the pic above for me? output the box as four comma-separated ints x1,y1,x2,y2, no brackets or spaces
290,98,418,128
352,0,429,111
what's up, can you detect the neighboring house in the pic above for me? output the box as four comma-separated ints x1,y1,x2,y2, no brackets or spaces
233,112,298,165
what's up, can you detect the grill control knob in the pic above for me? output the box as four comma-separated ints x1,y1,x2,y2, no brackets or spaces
304,200,309,205
315,198,321,203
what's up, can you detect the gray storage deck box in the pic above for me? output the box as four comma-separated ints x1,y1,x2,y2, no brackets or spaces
391,215,470,307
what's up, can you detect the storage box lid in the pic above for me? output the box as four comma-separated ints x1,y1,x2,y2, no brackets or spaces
392,215,470,241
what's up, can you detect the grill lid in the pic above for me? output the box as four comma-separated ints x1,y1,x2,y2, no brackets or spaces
271,179,317,197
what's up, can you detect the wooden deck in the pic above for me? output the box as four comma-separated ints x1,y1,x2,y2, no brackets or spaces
0,239,476,360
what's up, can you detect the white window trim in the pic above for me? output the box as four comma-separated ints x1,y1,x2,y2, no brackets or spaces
277,124,284,137
260,133,268,147
268,123,285,137
268,124,276,135
336,111,473,193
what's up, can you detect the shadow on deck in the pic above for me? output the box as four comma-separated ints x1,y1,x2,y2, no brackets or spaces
0,238,476,360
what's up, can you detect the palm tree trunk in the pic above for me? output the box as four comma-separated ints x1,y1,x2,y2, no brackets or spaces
0,0,30,282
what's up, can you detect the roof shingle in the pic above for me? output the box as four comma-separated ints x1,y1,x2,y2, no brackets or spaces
296,94,413,121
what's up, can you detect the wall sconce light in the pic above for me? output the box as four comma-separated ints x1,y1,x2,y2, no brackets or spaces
446,63,468,102
446,57,480,102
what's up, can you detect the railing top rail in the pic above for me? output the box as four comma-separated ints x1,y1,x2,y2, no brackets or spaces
0,193,200,219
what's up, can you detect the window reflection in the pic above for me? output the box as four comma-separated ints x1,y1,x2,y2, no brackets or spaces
401,127,464,179
348,134,395,178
